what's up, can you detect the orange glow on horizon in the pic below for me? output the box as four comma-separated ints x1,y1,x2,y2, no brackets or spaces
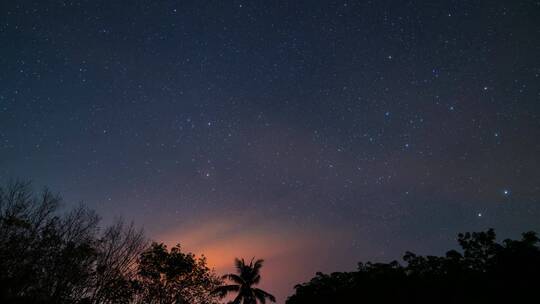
157,214,354,303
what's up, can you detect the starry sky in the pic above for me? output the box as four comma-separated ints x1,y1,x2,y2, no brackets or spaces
1,1,540,302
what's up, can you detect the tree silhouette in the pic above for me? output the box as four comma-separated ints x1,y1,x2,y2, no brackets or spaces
213,258,276,304
286,228,540,304
134,242,221,304
0,181,100,303
0,181,213,304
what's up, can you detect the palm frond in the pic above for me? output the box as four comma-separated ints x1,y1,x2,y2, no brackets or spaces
229,293,243,304
234,258,245,271
252,259,264,274
212,284,240,298
253,288,276,303
222,273,245,285
252,274,261,284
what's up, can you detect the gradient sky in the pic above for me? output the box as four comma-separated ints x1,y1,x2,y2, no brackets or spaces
1,1,540,302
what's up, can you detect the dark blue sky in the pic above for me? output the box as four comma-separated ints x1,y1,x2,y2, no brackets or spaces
1,1,539,301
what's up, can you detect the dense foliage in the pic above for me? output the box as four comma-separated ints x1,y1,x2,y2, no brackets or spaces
135,243,221,304
0,181,221,304
286,229,540,304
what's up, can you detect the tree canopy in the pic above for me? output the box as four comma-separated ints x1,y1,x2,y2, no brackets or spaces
286,229,540,304
134,243,221,304
0,181,221,304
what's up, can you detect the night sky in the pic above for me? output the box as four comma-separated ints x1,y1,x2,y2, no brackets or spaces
1,1,540,302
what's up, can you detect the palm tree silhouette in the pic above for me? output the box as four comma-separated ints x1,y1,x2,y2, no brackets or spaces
213,258,276,304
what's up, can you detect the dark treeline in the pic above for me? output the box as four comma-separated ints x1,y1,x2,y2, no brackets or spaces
2,181,539,304
287,229,540,304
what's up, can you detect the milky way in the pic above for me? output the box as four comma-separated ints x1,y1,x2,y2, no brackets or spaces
1,1,540,302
